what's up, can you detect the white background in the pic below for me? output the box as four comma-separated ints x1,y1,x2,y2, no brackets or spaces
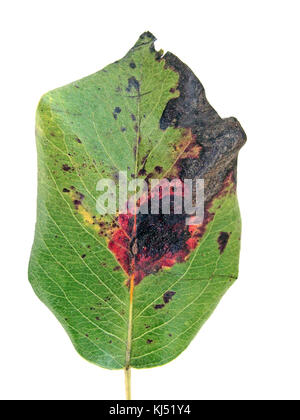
1,0,300,400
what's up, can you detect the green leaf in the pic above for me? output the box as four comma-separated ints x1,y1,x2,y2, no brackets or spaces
29,32,246,388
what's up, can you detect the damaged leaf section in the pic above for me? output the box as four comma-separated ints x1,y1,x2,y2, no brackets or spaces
108,173,235,284
29,31,246,371
107,37,246,285
217,231,231,254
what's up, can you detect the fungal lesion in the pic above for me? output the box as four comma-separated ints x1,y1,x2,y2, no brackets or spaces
62,186,116,237
217,231,231,254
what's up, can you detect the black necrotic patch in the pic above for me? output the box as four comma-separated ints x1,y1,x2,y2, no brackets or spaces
126,76,140,92
217,231,230,253
163,291,176,304
62,164,71,171
134,195,190,262
113,107,121,120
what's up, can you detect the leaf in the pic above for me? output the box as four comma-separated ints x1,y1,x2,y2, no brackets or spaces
29,32,246,391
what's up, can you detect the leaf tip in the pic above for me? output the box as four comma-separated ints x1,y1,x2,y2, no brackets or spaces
131,31,157,51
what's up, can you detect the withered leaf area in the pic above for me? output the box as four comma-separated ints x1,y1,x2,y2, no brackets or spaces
29,32,246,374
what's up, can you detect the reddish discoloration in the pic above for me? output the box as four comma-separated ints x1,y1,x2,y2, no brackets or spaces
107,173,232,285
167,129,202,178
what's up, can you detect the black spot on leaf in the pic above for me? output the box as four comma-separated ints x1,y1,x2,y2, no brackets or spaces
154,304,165,310
126,76,140,92
163,291,176,304
217,231,230,253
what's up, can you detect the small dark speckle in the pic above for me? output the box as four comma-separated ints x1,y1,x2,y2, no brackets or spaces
64,318,68,321
62,164,71,171
85,334,89,337
81,254,86,259
75,137,82,143
129,61,136,69
147,339,153,344
217,232,230,254
74,85,80,88
155,165,163,174
73,199,81,208
95,317,100,321
113,266,121,271
50,132,55,137
113,107,121,120
131,114,136,121
121,127,126,132
154,304,165,310
145,325,150,329
169,333,172,337
163,291,176,304
109,340,112,344
90,307,95,310
62,188,70,193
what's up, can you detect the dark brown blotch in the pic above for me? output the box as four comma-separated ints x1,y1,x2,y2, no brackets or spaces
154,304,165,310
62,164,71,171
217,231,230,253
126,76,140,93
163,291,176,304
